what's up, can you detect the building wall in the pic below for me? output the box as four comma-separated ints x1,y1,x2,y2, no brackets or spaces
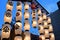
49,10,60,40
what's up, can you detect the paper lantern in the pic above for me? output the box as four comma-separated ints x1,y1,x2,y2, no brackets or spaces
49,33,55,40
4,11,12,23
32,20,37,28
6,1,13,11
24,11,30,20
24,21,30,31
16,2,22,11
1,24,11,38
16,11,22,21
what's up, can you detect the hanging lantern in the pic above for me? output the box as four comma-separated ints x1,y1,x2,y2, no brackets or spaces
15,22,22,35
6,1,13,11
48,24,53,33
24,32,31,40
32,10,36,19
16,11,22,21
37,9,42,16
24,21,30,31
15,22,22,29
1,24,11,39
42,13,47,20
38,16,43,25
32,19,37,28
24,11,30,20
24,3,29,10
44,29,49,38
49,33,55,40
16,2,22,11
4,11,12,23
47,17,51,24
38,25,44,34
43,21,48,29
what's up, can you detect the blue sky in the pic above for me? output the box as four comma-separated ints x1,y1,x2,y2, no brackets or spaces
37,0,59,13
0,0,59,35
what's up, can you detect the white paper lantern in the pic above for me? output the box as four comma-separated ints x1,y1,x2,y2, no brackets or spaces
4,11,12,23
32,10,36,19
37,9,42,15
43,21,48,29
32,20,37,28
1,24,11,38
16,2,22,11
15,29,22,35
38,16,43,25
38,25,44,34
24,11,30,20
24,21,30,31
6,1,13,11
49,33,55,40
44,29,49,38
48,24,53,33
24,32,31,40
47,17,51,24
15,22,22,29
24,3,29,10
16,11,22,21
42,13,47,20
